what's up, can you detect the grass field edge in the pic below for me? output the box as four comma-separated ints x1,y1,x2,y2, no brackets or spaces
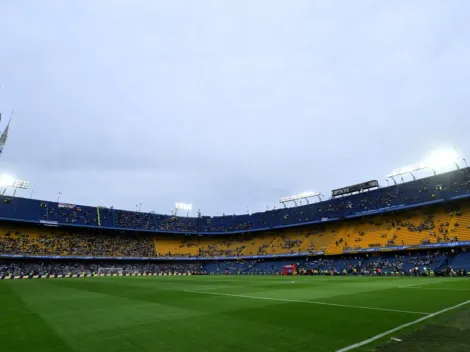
336,299,470,352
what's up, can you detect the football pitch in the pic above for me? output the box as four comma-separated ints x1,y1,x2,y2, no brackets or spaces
1,276,469,352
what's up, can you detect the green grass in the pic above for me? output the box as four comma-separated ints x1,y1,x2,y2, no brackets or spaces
1,276,469,352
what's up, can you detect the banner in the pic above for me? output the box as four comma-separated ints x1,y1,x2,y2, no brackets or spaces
58,203,75,209
40,220,58,227
332,180,379,197
0,251,324,261
342,241,470,254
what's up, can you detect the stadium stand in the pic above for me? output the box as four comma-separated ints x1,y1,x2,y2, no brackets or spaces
0,168,468,234
154,236,199,257
2,201,470,260
155,215,198,233
116,210,154,230
0,168,470,279
449,251,470,271
0,227,155,257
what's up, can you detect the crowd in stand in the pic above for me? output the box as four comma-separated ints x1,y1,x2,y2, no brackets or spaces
116,210,154,230
204,259,258,274
304,258,336,271
40,204,100,226
279,234,303,250
408,252,444,267
199,237,247,257
367,257,403,272
0,231,155,257
156,216,197,233
203,217,253,233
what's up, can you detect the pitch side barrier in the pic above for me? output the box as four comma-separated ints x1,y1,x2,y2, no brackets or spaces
0,194,468,235
0,272,194,280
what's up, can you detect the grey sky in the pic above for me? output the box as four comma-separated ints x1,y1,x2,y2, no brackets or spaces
0,1,469,216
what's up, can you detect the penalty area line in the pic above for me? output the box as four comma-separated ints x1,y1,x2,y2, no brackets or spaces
398,287,470,291
335,299,470,352
183,290,429,315
397,280,449,288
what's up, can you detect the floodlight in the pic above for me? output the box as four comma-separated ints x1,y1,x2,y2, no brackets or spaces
386,164,424,178
0,174,14,187
279,192,320,203
12,180,29,189
175,203,192,211
279,192,323,207
422,149,459,170
387,147,464,184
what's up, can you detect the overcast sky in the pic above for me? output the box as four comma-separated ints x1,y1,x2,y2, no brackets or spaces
0,1,469,216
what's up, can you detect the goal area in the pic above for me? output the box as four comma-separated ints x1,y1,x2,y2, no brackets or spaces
98,268,123,276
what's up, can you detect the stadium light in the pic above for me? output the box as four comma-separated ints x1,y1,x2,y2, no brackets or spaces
0,174,15,187
386,164,424,180
422,148,460,172
175,203,192,216
12,180,29,189
0,175,30,196
387,148,466,183
175,203,192,211
279,192,322,208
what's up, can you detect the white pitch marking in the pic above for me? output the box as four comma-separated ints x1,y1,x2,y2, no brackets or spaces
397,280,449,288
204,281,298,290
398,287,470,291
183,290,429,315
187,280,306,291
188,285,247,291
335,299,470,352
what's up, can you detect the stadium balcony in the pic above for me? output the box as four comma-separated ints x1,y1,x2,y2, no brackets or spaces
2,199,470,262
0,168,468,235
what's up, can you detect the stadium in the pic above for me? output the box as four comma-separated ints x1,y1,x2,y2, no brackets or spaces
1,157,470,351
3,2,470,352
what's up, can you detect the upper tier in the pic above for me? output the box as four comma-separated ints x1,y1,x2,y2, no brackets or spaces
0,168,469,234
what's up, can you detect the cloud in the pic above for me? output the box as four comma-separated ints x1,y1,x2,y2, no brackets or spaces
0,0,469,215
